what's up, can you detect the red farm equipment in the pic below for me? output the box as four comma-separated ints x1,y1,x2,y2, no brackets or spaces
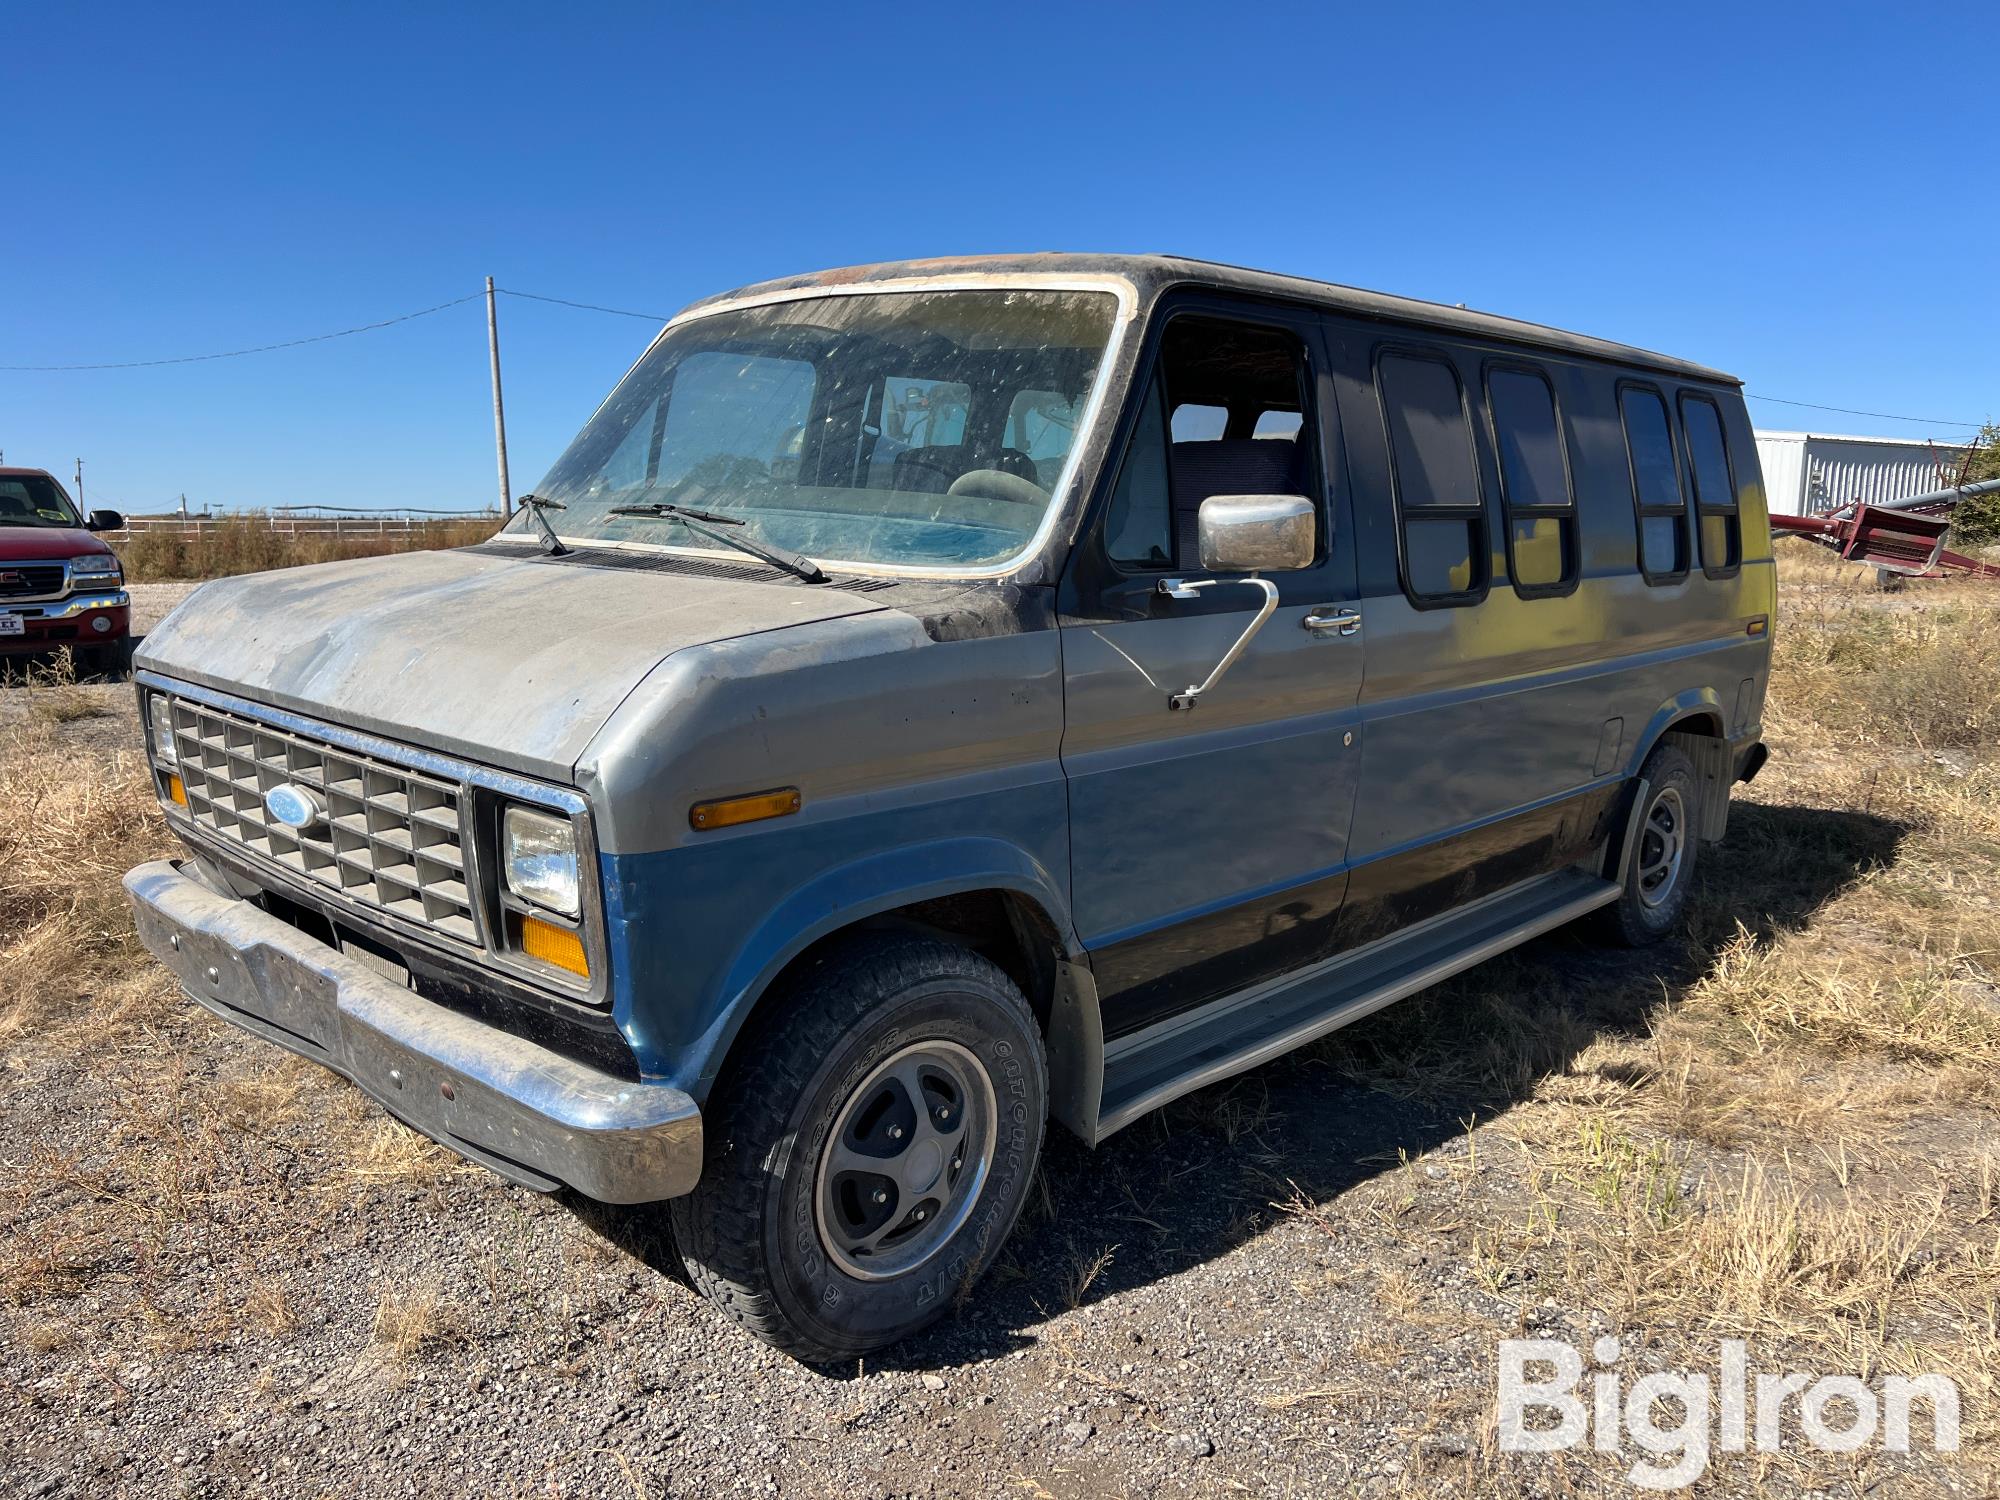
1770,477,2000,583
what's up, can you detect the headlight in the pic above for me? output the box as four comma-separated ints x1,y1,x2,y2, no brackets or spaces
502,806,580,916
70,553,122,580
147,694,178,768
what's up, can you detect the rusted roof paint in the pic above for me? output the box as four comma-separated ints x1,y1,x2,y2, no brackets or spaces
679,252,1738,386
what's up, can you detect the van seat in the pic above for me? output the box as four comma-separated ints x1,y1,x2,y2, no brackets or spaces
891,445,1038,495
1169,438,1302,564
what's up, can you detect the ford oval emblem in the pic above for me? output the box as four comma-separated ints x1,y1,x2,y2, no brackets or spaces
264,782,325,832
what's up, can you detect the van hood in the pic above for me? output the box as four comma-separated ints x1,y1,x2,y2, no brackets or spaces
135,544,888,780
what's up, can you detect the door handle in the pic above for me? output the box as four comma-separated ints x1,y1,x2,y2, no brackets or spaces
1304,607,1361,637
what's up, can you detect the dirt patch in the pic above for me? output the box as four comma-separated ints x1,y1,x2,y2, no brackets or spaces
3,553,1996,1497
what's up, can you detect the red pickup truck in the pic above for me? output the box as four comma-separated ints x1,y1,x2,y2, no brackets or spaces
0,466,133,677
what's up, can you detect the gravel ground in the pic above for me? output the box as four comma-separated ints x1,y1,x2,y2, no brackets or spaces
3,575,1991,1498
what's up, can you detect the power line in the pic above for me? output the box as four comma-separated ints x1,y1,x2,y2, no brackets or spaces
2,281,1988,444
1745,392,1987,432
0,292,485,371
497,286,669,322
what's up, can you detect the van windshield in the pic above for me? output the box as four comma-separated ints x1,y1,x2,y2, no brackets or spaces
520,288,1119,572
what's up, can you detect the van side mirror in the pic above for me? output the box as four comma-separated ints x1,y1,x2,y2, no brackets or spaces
1153,494,1319,712
86,509,125,532
1197,494,1315,572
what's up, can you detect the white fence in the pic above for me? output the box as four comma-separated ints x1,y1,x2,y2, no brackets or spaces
106,512,499,541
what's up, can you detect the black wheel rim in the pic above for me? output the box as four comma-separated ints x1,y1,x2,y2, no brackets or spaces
813,1040,996,1282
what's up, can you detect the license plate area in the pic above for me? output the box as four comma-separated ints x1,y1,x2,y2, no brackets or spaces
0,614,24,637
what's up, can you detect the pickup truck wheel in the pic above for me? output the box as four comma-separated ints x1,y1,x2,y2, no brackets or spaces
1601,743,1700,947
670,934,1048,1363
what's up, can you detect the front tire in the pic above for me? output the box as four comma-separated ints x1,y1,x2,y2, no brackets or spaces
85,637,135,681
670,934,1048,1363
1601,743,1701,947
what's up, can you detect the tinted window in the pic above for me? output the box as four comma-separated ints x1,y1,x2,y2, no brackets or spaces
1622,389,1681,511
1379,352,1484,602
1406,517,1477,596
1620,386,1686,580
1681,399,1732,509
1512,515,1565,588
1680,395,1741,574
1488,369,1570,510
1380,355,1479,509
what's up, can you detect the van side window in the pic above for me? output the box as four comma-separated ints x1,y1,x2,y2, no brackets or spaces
1619,386,1688,582
1105,316,1318,569
1377,351,1485,603
1678,394,1741,577
1104,372,1174,566
1486,366,1576,594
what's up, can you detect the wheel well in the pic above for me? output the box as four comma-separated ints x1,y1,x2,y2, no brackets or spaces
744,889,1064,1047
1663,709,1724,741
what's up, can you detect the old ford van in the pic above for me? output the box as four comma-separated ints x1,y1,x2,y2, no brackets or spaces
125,255,1772,1359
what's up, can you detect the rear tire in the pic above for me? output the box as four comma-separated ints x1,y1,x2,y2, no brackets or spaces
1601,743,1701,947
670,934,1048,1363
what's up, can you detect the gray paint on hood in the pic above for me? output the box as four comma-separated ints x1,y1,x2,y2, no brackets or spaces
135,545,887,780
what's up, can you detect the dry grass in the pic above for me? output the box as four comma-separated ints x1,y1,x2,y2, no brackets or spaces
1,649,110,727
371,1283,467,1362
1308,538,2000,1460
0,715,175,1049
118,513,498,582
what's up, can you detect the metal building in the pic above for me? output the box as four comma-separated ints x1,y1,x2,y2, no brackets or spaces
1754,430,1970,517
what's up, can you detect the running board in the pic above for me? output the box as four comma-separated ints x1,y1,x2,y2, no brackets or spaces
1094,869,1620,1141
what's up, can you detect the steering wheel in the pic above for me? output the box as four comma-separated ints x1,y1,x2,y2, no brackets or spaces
946,468,1050,509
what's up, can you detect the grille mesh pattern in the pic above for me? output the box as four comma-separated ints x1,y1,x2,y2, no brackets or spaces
165,696,478,946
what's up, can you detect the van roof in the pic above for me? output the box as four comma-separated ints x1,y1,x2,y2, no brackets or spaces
689,253,1740,387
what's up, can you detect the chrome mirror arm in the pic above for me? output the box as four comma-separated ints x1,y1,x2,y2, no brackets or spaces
1155,575,1281,710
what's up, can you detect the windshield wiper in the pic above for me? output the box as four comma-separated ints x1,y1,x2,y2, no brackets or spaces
607,503,827,584
515,494,571,556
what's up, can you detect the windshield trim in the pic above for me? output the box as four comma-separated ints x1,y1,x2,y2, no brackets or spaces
521,273,1140,581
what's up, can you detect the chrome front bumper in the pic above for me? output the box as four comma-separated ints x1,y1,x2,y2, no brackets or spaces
3,588,130,619
123,859,702,1203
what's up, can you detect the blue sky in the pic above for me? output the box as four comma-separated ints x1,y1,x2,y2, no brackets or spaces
5,1,1995,514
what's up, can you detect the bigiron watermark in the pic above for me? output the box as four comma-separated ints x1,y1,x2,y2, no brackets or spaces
1497,1336,1960,1489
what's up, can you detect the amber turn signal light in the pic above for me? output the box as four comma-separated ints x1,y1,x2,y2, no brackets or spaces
1746,617,1769,636
166,773,188,808
689,787,802,831
518,913,589,978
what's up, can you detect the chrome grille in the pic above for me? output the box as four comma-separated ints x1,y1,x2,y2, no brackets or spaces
163,696,478,946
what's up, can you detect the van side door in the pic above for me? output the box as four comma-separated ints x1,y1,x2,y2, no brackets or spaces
1324,325,1619,949
1057,298,1365,1040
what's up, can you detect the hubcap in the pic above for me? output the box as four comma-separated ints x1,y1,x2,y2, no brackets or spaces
813,1040,996,1281
1636,785,1686,909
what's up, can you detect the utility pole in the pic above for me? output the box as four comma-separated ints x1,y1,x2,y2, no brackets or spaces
485,277,513,515
74,458,84,507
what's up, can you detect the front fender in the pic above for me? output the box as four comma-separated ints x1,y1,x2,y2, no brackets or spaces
666,835,1078,1101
